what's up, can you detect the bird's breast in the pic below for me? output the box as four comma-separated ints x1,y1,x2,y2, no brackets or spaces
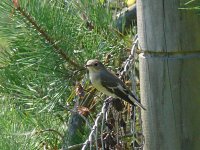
89,72,116,98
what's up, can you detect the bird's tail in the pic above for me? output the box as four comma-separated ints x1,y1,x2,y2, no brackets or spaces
128,94,146,110
133,98,146,110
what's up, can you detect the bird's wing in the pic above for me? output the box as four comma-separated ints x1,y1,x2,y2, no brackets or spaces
100,70,146,110
100,70,135,102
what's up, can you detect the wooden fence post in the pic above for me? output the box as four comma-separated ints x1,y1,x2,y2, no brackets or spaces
137,0,200,149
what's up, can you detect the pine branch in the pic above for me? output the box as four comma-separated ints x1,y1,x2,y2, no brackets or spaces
36,128,63,139
13,3,82,69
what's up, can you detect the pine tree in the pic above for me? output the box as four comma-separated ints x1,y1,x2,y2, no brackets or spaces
0,0,136,149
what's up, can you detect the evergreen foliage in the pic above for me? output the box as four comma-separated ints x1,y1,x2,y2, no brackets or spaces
181,0,200,12
0,0,133,149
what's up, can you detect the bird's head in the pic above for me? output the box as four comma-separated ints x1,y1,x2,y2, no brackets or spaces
86,59,105,73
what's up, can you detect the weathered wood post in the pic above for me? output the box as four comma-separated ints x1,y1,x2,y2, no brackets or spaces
137,0,200,150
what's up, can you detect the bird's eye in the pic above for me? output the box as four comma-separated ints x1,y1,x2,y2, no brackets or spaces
94,62,98,66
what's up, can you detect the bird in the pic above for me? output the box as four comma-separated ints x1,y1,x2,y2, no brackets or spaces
85,59,146,110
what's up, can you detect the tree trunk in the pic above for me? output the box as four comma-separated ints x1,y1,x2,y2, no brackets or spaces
137,0,200,150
